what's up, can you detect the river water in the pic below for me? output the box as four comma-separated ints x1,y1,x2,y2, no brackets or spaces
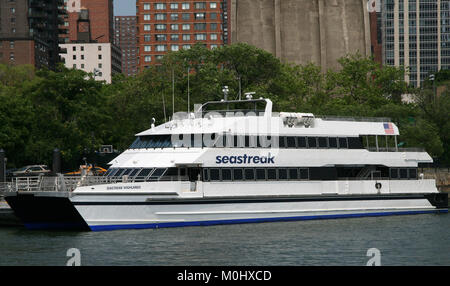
0,213,449,266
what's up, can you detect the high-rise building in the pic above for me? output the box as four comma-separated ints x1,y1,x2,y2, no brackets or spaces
0,0,66,70
136,0,230,70
381,0,450,87
229,0,372,71
61,0,114,44
114,16,138,76
369,0,383,64
59,42,122,83
59,0,121,82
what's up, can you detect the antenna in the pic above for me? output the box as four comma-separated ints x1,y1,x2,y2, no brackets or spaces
222,86,229,101
172,68,175,116
162,92,167,122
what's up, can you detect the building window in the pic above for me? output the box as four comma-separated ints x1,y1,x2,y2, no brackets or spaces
73,64,76,69
81,64,85,68
155,34,167,41
144,24,151,31
195,13,206,20
171,45,179,51
195,34,207,40
98,46,102,51
194,23,206,30
144,55,151,62
155,3,166,10
210,13,217,20
98,54,102,60
171,24,179,31
81,46,84,51
144,14,151,21
170,13,178,20
171,34,179,41
144,34,151,41
182,34,190,41
81,55,84,60
182,24,190,30
144,45,151,52
210,2,217,9
170,3,178,9
155,24,166,30
72,46,76,51
210,23,217,30
73,55,76,60
182,3,190,10
143,3,151,10
155,13,166,20
195,2,206,9
182,13,190,20
99,63,102,68
9,52,14,61
210,33,217,40
211,44,218,49
155,45,167,52
182,45,191,50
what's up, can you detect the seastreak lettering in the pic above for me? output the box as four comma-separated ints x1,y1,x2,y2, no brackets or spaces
216,153,275,164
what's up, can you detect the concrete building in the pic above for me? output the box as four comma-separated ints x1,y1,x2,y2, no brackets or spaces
230,0,372,71
59,43,121,83
114,16,138,76
136,0,230,70
0,0,66,70
381,0,450,87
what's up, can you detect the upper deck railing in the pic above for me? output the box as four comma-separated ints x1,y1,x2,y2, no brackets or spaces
317,115,392,123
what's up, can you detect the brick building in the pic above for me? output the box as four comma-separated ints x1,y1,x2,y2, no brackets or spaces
0,0,66,70
114,16,138,76
61,0,114,43
136,0,231,70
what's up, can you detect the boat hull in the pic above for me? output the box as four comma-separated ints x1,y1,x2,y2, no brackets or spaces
5,192,447,231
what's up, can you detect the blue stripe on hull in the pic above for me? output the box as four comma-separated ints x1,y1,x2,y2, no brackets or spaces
88,209,448,231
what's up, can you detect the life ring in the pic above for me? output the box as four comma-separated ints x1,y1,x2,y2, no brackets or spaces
375,182,382,190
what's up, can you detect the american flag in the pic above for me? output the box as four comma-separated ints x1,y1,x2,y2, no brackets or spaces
384,123,394,134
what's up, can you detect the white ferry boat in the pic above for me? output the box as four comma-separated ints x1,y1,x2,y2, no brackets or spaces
4,96,448,231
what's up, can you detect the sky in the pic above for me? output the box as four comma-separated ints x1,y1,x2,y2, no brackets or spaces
114,0,136,16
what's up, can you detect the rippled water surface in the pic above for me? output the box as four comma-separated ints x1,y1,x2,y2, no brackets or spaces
0,213,449,266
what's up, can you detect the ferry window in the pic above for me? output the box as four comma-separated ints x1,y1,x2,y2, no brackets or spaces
409,168,417,179
233,168,243,180
249,136,257,148
258,135,271,148
279,136,286,148
163,168,179,180
400,168,408,179
278,169,288,180
307,137,317,148
318,137,328,148
300,168,309,180
129,168,141,177
329,137,338,148
149,168,167,180
338,138,348,149
244,168,255,180
235,135,244,148
390,168,398,179
288,168,298,180
203,169,209,181
210,168,220,181
348,137,364,149
105,168,116,176
136,168,152,178
297,137,307,148
221,168,232,181
256,168,266,180
115,169,127,177
267,168,277,180
286,137,296,148
122,169,133,176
